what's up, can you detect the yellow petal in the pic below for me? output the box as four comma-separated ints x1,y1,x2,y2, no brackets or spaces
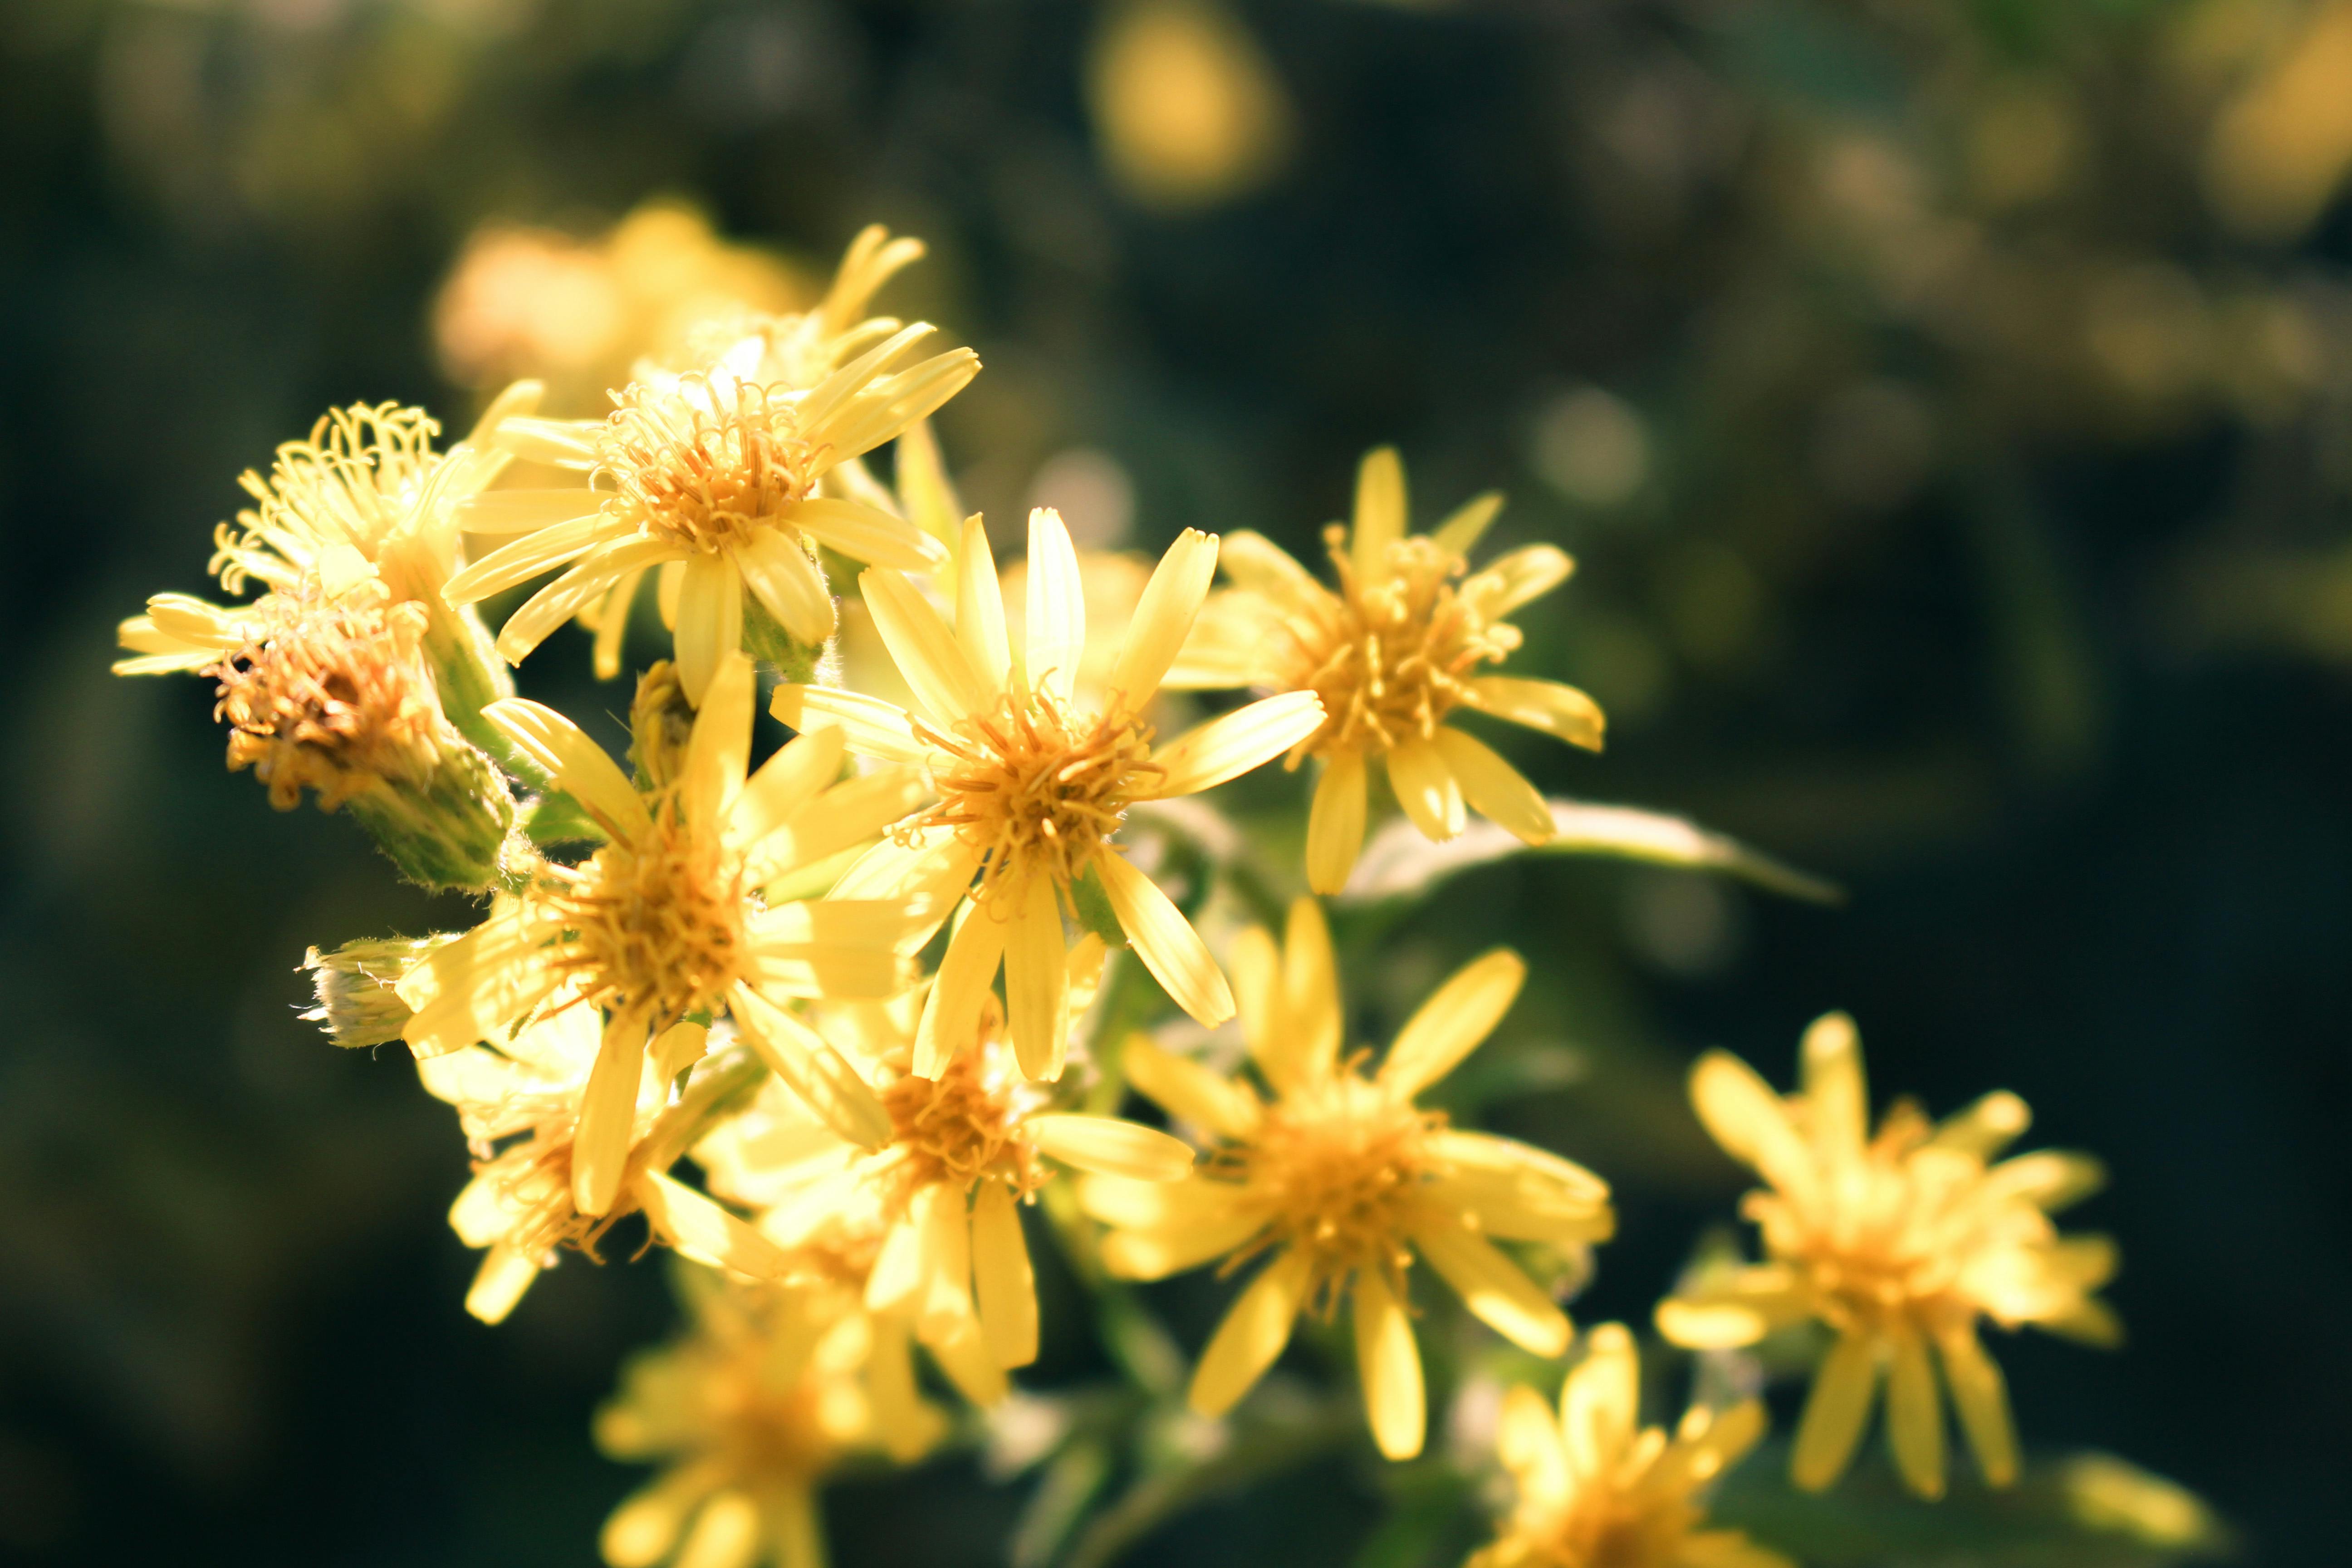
484,698,652,838
675,550,744,707
1936,1324,2019,1487
674,1490,760,1568
1109,528,1220,707
770,685,929,763
454,488,603,535
1387,736,1465,841
443,511,613,602
971,1182,1040,1369
1466,676,1605,751
1305,753,1368,895
599,1459,717,1568
792,495,950,571
1799,1011,1867,1160
1188,1246,1311,1418
1653,1263,1810,1350
896,416,964,552
590,568,644,681
729,725,849,854
1005,872,1071,1080
1378,948,1525,1099
766,1485,823,1568
862,566,986,724
1886,1324,1946,1499
1561,1323,1637,1481
744,768,931,888
915,1182,975,1346
924,1311,1010,1407
1093,852,1234,1026
1929,1090,2033,1159
1217,530,1325,607
1791,1333,1880,1492
1461,543,1573,618
1025,507,1086,706
635,1170,791,1281
1147,692,1326,798
914,905,1006,1078
1983,1150,2107,1214
1434,728,1553,845
1688,1050,1816,1202
1098,1211,1266,1280
1282,896,1343,1083
682,651,756,823
1496,1384,1570,1508
573,1004,650,1218
1352,1271,1426,1460
1122,1036,1262,1139
864,1215,924,1313
1076,1171,1237,1228
1351,446,1407,581
955,513,1012,696
1412,1218,1570,1356
728,984,891,1149
397,906,563,1057
1430,491,1504,556
734,529,835,647
495,538,676,662
1228,925,1288,1086
464,1242,541,1325
1029,1113,1196,1181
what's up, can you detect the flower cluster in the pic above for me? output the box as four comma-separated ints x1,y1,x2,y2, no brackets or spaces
122,222,2137,1568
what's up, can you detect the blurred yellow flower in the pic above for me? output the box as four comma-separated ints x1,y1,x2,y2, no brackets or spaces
1471,1323,1789,1568
1170,446,1602,893
397,654,932,1215
1656,1013,2119,1500
595,1268,945,1568
1086,0,1296,211
774,508,1325,1078
1084,897,1613,1459
418,1006,792,1325
696,966,1193,1391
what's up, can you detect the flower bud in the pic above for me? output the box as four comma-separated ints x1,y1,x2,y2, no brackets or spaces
629,660,696,788
301,934,457,1048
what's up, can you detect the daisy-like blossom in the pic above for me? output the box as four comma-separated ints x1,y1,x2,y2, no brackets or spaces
1166,446,1605,893
444,229,978,705
1471,1324,1791,1568
418,1004,794,1324
1081,897,1614,1460
773,508,1327,1080
114,387,539,679
398,653,935,1220
695,960,1194,1393
595,1267,946,1568
1656,1012,2119,1500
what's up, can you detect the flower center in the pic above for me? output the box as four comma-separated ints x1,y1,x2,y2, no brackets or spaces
706,1341,842,1481
1753,1145,1996,1335
1526,1496,1692,1568
879,1014,1041,1198
598,377,818,555
1226,1071,1442,1306
543,804,747,1023
210,577,441,810
1288,531,1520,760
916,688,1161,902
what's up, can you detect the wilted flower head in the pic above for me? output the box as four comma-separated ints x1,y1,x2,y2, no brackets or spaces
1169,446,1603,893
1084,897,1613,1460
1656,1012,2119,1500
778,509,1323,1079
1471,1324,1788,1568
418,1003,787,1324
398,654,933,1220
595,1267,944,1568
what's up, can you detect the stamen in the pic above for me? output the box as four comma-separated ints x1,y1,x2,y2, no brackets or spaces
598,376,823,555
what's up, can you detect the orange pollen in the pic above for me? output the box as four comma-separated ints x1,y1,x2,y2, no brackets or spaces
1283,530,1519,762
910,687,1161,903
1217,1066,1444,1311
208,577,442,811
598,376,821,555
541,798,746,1024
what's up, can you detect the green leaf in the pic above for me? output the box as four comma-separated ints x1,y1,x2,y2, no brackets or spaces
1336,799,1842,907
519,789,608,847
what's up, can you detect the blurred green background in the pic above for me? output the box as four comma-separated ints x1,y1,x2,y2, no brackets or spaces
1,0,2347,1562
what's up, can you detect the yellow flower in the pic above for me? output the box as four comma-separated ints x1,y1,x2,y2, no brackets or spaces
695,963,1195,1398
1083,897,1614,1460
397,653,933,1220
1167,446,1604,894
1656,1013,2120,1500
595,1267,945,1568
773,508,1326,1079
418,1006,794,1324
1471,1324,1790,1568
444,230,978,705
